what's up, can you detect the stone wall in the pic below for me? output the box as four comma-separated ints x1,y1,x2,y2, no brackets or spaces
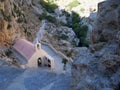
42,42,73,65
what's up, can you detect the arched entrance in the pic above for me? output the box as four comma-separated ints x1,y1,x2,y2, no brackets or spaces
44,56,51,68
47,59,51,68
38,57,42,67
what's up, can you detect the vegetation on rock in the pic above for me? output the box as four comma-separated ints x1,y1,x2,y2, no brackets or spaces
40,0,58,13
67,0,80,10
71,12,89,46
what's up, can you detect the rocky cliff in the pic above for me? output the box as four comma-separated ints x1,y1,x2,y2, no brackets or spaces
0,0,43,66
0,0,41,47
0,0,83,60
71,0,120,90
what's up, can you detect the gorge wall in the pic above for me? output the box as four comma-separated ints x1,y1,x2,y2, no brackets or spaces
71,0,120,90
0,0,41,47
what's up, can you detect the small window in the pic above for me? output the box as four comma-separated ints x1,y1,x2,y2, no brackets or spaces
48,59,51,63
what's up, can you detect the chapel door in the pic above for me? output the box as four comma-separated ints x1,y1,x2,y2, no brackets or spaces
47,59,51,68
38,58,42,67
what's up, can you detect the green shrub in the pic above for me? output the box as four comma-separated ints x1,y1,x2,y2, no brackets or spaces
5,49,12,57
82,39,90,47
1,10,11,21
66,51,72,57
23,27,27,34
17,18,23,23
67,0,80,10
60,21,67,26
70,12,88,46
40,0,58,13
39,12,57,24
45,15,57,23
62,58,68,65
80,37,90,47
38,12,47,20
79,25,88,38
13,4,18,13
72,39,77,46
14,3,24,18
72,12,80,24
62,58,68,70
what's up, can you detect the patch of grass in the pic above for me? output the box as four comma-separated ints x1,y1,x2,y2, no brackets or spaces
40,0,58,13
80,8,85,12
47,0,54,3
67,0,80,10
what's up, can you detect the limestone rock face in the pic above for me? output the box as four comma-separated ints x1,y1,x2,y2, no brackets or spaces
93,0,120,43
42,22,80,58
71,0,120,90
0,0,41,47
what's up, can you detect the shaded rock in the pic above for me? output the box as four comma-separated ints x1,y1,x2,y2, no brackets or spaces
71,0,120,90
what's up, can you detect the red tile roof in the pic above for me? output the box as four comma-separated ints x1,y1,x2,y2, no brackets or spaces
12,39,35,60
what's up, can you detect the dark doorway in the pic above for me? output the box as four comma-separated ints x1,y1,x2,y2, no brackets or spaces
48,64,51,68
38,58,42,67
37,44,40,49
47,59,51,68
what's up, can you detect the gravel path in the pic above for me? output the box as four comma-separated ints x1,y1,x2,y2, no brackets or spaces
1,67,71,90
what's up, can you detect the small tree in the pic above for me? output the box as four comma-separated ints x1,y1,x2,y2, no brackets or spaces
62,58,68,71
